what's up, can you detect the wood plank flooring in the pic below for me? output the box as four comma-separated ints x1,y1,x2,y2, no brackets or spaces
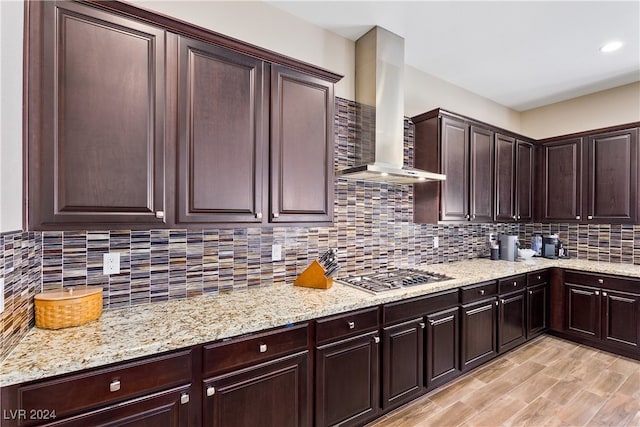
368,335,640,427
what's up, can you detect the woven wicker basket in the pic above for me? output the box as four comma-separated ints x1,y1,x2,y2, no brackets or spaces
35,287,103,330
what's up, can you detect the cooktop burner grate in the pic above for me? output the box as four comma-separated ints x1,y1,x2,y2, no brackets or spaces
338,268,452,294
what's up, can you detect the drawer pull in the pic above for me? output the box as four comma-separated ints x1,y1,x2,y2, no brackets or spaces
588,215,593,220
206,386,216,397
537,275,541,280
110,380,121,392
598,279,604,284
259,343,268,353
513,281,517,287
348,321,355,329
479,289,485,296
180,393,190,404
576,216,581,220
373,336,380,344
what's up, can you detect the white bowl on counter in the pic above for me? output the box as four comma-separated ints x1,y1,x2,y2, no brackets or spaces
518,248,536,261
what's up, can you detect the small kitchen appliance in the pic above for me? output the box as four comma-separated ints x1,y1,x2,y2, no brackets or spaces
499,234,519,261
338,269,452,294
542,235,559,258
531,234,543,256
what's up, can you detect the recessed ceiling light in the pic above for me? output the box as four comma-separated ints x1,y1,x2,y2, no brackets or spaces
600,41,623,53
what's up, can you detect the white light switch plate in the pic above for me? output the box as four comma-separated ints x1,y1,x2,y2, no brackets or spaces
272,244,282,261
433,236,439,248
103,253,121,275
0,278,5,314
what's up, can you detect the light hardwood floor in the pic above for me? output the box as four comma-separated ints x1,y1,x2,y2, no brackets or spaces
368,335,640,427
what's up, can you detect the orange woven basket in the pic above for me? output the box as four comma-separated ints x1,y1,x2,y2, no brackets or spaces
34,287,103,330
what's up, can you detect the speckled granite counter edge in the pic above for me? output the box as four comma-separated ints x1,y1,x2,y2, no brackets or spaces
2,258,639,387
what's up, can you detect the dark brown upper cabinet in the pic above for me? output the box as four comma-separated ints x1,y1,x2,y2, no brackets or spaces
516,141,534,222
176,36,267,225
584,128,638,224
470,126,495,222
494,134,516,222
538,126,638,224
270,66,335,224
26,1,341,230
539,138,583,222
439,117,469,221
27,1,168,230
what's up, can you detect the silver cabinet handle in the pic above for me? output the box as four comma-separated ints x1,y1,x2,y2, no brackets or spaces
602,292,608,297
513,216,517,220
180,393,190,404
501,299,505,304
598,279,604,284
479,289,485,296
495,301,499,306
517,215,521,220
419,322,426,329
206,386,216,397
155,211,164,219
513,281,517,287
465,214,470,219
272,212,279,218
537,275,541,280
576,216,581,220
587,215,593,220
595,291,600,296
259,343,267,353
373,336,380,344
348,321,355,329
110,380,121,392
255,212,262,219
472,214,476,219
529,290,533,295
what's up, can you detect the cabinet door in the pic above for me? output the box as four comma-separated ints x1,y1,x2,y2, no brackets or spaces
315,332,380,427
425,307,461,390
469,126,494,222
527,283,548,339
177,36,266,224
495,134,516,222
41,386,192,427
540,138,582,222
270,65,334,223
565,284,600,340
498,291,526,353
203,352,310,427
461,299,497,372
382,319,424,411
440,117,469,221
30,1,167,229
601,289,640,351
584,128,638,224
516,141,534,222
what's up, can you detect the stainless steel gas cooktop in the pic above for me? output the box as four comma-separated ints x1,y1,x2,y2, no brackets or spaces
338,268,452,294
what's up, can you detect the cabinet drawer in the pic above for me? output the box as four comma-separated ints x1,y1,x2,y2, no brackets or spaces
527,270,549,286
14,349,192,422
565,271,640,293
460,281,497,304
499,275,527,294
203,324,309,376
316,307,379,345
383,289,458,325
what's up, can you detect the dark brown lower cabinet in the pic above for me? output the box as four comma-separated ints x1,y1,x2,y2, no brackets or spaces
203,352,310,427
602,290,640,351
425,307,461,390
527,283,548,338
566,284,601,339
315,332,380,427
40,386,192,427
498,291,526,353
461,298,498,372
381,319,424,410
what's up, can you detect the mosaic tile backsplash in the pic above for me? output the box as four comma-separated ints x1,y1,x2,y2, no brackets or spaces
2,97,640,361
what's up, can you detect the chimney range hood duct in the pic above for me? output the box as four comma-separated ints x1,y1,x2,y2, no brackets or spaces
337,26,445,184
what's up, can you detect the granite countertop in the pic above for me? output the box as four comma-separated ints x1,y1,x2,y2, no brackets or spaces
2,258,640,387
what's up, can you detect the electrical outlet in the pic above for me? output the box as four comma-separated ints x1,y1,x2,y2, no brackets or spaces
103,253,121,275
489,233,496,242
433,236,439,249
271,244,282,262
0,278,4,314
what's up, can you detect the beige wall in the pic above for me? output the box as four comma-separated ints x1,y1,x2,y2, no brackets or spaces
521,82,640,139
0,0,23,232
405,65,522,132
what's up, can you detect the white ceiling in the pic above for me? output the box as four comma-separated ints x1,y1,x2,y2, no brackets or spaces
265,1,640,111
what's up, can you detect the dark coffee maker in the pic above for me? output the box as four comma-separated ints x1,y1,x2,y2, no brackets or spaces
542,235,559,258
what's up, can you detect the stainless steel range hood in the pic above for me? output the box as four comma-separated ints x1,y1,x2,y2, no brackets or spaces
337,27,445,184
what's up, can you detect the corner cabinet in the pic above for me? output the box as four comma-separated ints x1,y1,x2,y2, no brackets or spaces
27,1,169,229
270,66,335,224
26,0,341,230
